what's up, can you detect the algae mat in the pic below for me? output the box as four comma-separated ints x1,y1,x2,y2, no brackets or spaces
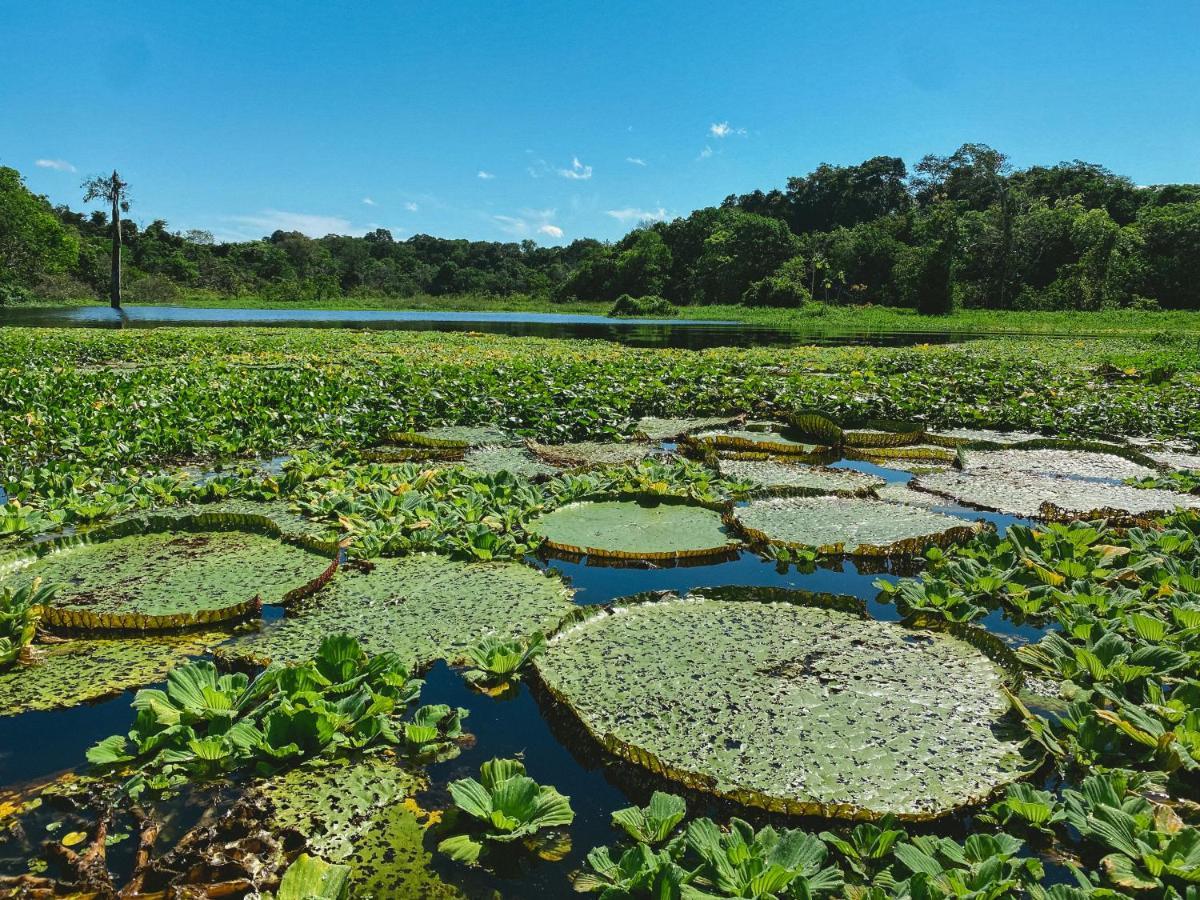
219,553,574,668
536,592,1032,820
529,500,738,560
1,529,328,625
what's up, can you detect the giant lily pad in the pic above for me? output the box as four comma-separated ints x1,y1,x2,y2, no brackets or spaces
717,460,884,497
730,495,982,556
535,589,1033,820
384,426,515,449
462,446,559,479
0,629,232,716
926,428,1046,448
842,420,926,448
218,554,573,669
912,470,1200,519
635,415,742,442
960,449,1156,481
529,499,739,560
252,758,461,898
0,518,336,631
685,423,825,457
528,440,655,469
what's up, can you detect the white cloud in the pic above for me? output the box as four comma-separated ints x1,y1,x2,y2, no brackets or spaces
709,121,746,138
491,208,562,240
225,210,353,238
404,201,419,212
625,157,647,166
35,158,76,172
606,207,668,224
698,145,714,159
558,157,593,180
361,196,376,206
477,170,495,180
538,224,564,238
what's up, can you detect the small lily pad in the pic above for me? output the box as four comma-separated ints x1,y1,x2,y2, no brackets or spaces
462,446,559,479
529,499,739,560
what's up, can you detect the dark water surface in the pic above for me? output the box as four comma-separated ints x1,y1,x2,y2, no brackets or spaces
0,304,1064,349
0,458,1051,897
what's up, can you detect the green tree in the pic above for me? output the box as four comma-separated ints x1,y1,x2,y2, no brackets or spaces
0,166,79,300
81,170,130,309
897,202,958,314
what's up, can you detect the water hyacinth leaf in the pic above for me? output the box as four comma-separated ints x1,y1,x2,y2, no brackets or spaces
635,415,743,442
716,459,885,497
535,589,1032,820
913,470,1200,519
528,440,656,469
528,499,740,560
274,854,350,900
0,524,335,630
219,554,573,669
730,495,983,557
0,629,232,716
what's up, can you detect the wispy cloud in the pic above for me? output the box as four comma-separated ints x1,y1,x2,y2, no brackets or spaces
625,157,647,166
361,197,376,206
224,210,353,238
491,208,562,241
606,207,668,224
709,121,746,138
698,145,714,160
35,158,76,172
558,157,593,180
404,201,419,212
477,170,495,180
538,224,564,238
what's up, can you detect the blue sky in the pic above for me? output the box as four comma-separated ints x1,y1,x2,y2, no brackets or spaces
3,1,1198,245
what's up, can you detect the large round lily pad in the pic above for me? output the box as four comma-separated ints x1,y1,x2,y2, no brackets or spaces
687,424,825,456
529,499,739,560
730,495,982,556
718,460,884,497
635,416,742,441
528,440,655,469
926,428,1045,448
462,446,559,479
0,629,232,716
385,425,515,449
913,469,1200,519
218,553,573,669
535,590,1033,820
961,449,1156,481
1,523,335,631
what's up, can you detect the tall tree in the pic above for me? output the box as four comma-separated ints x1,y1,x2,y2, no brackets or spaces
82,171,130,309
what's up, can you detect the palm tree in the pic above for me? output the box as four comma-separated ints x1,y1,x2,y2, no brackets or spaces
82,171,130,309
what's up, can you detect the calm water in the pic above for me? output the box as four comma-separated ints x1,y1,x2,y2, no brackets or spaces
0,454,1053,897
0,304,1034,349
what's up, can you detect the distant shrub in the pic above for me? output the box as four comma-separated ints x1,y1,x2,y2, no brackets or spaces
608,294,676,317
125,274,181,303
741,271,813,308
30,272,97,303
1129,295,1161,311
0,282,29,306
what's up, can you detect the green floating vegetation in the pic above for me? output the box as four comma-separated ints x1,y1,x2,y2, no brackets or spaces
535,590,1033,821
219,553,574,669
528,440,656,469
717,459,884,497
529,499,739,560
730,495,982,557
254,758,461,898
383,425,515,449
961,448,1157,481
0,628,232,716
634,415,742,442
0,520,335,631
461,445,559,479
914,469,1200,519
684,423,826,457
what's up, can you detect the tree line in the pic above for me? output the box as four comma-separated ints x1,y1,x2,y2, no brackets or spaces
1,144,1198,312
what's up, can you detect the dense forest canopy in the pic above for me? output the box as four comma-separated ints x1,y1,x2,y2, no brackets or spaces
2,143,1199,312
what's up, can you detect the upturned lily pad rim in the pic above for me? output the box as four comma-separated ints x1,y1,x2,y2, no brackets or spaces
0,512,338,633
725,499,988,559
530,495,741,561
534,588,1034,822
844,445,959,464
680,431,830,459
